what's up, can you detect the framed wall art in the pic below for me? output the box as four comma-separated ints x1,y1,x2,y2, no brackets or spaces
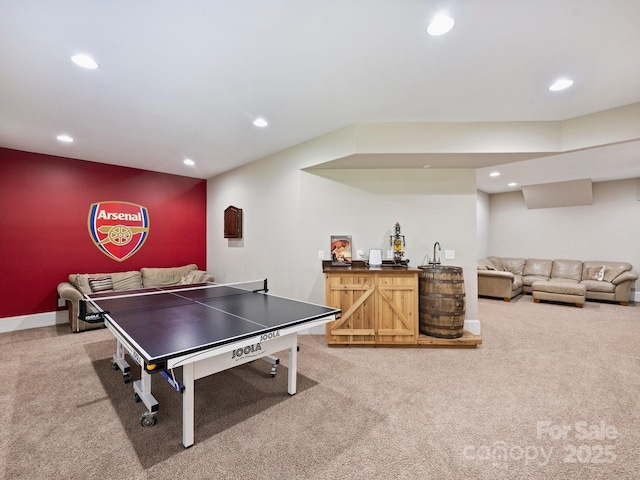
330,235,352,266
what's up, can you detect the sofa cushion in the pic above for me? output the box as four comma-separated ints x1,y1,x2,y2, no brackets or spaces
580,279,615,293
111,271,143,291
523,275,550,287
543,277,577,284
512,275,524,290
141,264,198,288
88,276,113,293
583,261,632,283
522,258,553,286
501,258,526,275
532,280,586,296
70,274,89,294
551,259,583,282
477,259,496,270
486,256,504,271
523,258,552,278
485,256,526,274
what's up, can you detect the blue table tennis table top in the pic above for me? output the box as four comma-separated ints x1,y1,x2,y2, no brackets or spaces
86,283,340,365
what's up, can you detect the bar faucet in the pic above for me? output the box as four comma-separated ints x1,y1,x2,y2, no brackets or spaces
431,242,441,265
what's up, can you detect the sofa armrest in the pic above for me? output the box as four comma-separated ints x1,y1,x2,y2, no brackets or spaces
478,269,519,301
191,270,214,283
57,281,104,332
57,282,83,302
611,271,638,286
477,270,514,280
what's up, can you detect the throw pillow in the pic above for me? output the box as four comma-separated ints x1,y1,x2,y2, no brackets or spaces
191,270,210,283
89,276,114,293
179,271,210,284
179,274,196,285
585,266,605,281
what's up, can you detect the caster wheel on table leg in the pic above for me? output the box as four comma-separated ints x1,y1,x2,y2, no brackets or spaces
112,363,119,371
123,373,131,384
134,393,141,403
140,413,157,427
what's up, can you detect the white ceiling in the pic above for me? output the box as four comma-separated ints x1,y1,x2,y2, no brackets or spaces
2,0,640,194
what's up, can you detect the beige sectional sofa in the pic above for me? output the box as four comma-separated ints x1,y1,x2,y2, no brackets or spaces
477,257,637,306
57,264,214,332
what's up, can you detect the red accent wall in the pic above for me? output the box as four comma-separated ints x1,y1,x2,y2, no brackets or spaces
0,148,207,319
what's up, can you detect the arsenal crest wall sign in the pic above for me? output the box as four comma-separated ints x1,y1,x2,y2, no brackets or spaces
88,201,150,262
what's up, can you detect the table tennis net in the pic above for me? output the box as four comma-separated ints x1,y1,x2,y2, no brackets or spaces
79,279,269,323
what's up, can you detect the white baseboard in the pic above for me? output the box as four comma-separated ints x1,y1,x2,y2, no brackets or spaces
0,310,68,334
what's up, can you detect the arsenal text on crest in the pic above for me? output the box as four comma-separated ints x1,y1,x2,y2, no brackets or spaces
96,210,143,221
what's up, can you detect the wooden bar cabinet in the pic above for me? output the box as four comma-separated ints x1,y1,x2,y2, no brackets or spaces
323,261,419,346
323,261,482,348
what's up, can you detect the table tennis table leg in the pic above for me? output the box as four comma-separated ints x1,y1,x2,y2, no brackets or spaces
288,334,298,395
182,362,195,448
133,370,158,419
112,339,131,383
263,355,279,377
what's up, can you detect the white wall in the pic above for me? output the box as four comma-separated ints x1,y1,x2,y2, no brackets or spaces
476,190,490,258
207,151,480,331
487,179,640,293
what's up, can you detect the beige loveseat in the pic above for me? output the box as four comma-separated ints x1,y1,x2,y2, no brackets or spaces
57,264,214,332
477,257,637,306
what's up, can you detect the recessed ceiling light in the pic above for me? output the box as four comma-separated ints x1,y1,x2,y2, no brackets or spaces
508,182,518,187
489,171,500,177
71,54,99,70
422,164,432,169
183,158,195,166
253,118,268,127
427,13,455,36
56,134,74,143
549,78,573,91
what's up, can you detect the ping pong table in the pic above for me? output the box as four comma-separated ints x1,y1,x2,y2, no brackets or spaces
80,279,340,448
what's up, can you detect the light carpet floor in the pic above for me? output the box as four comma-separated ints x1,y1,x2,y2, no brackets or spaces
1,295,639,479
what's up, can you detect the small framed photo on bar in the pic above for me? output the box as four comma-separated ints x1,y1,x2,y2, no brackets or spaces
330,235,352,266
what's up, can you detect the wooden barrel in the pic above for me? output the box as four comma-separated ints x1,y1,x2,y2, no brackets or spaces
418,265,466,338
